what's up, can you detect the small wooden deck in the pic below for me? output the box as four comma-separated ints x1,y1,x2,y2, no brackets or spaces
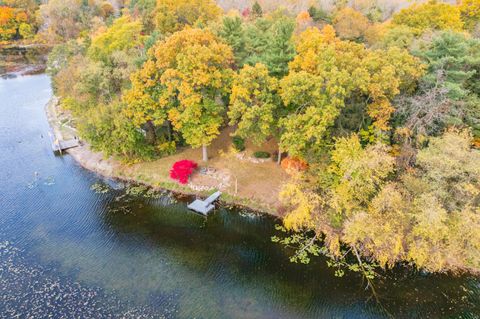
49,131,79,153
188,191,222,215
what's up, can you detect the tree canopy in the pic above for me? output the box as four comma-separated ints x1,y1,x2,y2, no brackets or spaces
391,0,464,34
278,25,423,158
88,16,145,63
124,28,234,160
228,63,280,145
154,0,221,34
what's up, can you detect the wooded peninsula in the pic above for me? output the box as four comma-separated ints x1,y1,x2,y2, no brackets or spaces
2,0,480,279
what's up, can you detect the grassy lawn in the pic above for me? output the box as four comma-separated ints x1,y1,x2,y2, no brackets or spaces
125,127,289,214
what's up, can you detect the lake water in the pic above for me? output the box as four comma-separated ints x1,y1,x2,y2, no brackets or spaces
0,74,479,318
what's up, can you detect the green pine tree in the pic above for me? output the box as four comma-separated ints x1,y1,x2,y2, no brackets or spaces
262,17,296,77
420,31,480,100
219,16,247,67
252,1,263,19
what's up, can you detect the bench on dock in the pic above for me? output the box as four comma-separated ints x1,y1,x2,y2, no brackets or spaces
188,191,222,215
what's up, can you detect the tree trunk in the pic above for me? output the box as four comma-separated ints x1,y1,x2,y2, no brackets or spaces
202,144,208,162
166,120,172,142
145,120,156,145
277,147,282,165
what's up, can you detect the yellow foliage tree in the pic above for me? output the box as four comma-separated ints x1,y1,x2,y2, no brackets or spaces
154,0,222,34
88,15,145,62
280,130,480,273
123,28,234,161
0,5,31,41
228,63,280,146
392,0,464,35
458,0,480,30
279,25,423,158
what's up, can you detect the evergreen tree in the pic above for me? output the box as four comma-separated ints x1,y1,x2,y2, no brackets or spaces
244,17,272,65
251,1,263,19
263,17,295,77
243,15,295,77
419,31,480,99
307,5,331,23
218,16,247,67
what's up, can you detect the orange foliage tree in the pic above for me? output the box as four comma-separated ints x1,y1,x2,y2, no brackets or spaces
281,157,308,174
0,6,18,40
333,7,370,40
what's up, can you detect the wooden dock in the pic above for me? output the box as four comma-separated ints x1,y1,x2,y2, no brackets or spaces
53,138,80,152
49,131,80,153
188,191,222,215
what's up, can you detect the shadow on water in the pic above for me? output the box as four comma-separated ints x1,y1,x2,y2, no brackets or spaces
0,74,479,318
0,46,49,76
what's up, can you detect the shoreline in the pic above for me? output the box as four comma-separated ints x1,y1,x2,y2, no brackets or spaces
0,44,50,77
45,97,283,218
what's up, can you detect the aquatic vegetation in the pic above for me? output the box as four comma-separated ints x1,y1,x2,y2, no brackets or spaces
43,175,55,186
239,210,262,219
0,241,160,317
90,182,110,194
125,184,162,199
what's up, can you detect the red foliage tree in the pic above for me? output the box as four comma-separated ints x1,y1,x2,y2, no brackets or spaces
170,160,198,184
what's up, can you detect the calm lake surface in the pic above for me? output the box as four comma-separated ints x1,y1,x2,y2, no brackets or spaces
0,74,479,318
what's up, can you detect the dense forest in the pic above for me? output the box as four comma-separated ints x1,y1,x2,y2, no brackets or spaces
2,0,480,277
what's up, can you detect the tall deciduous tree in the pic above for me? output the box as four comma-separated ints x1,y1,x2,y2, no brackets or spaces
38,0,84,41
333,7,370,41
0,5,19,40
392,0,464,35
459,0,480,30
278,130,480,273
124,28,234,161
154,0,221,34
228,63,282,160
88,15,145,63
279,134,395,255
0,4,32,40
78,101,155,161
278,25,423,158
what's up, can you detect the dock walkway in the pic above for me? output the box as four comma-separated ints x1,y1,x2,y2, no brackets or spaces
188,191,222,215
52,137,80,152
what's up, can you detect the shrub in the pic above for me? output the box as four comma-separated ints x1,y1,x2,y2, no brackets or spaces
156,140,176,156
232,136,246,152
281,157,308,174
170,160,198,184
253,151,270,159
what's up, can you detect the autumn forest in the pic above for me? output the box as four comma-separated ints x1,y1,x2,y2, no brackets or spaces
2,0,480,279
